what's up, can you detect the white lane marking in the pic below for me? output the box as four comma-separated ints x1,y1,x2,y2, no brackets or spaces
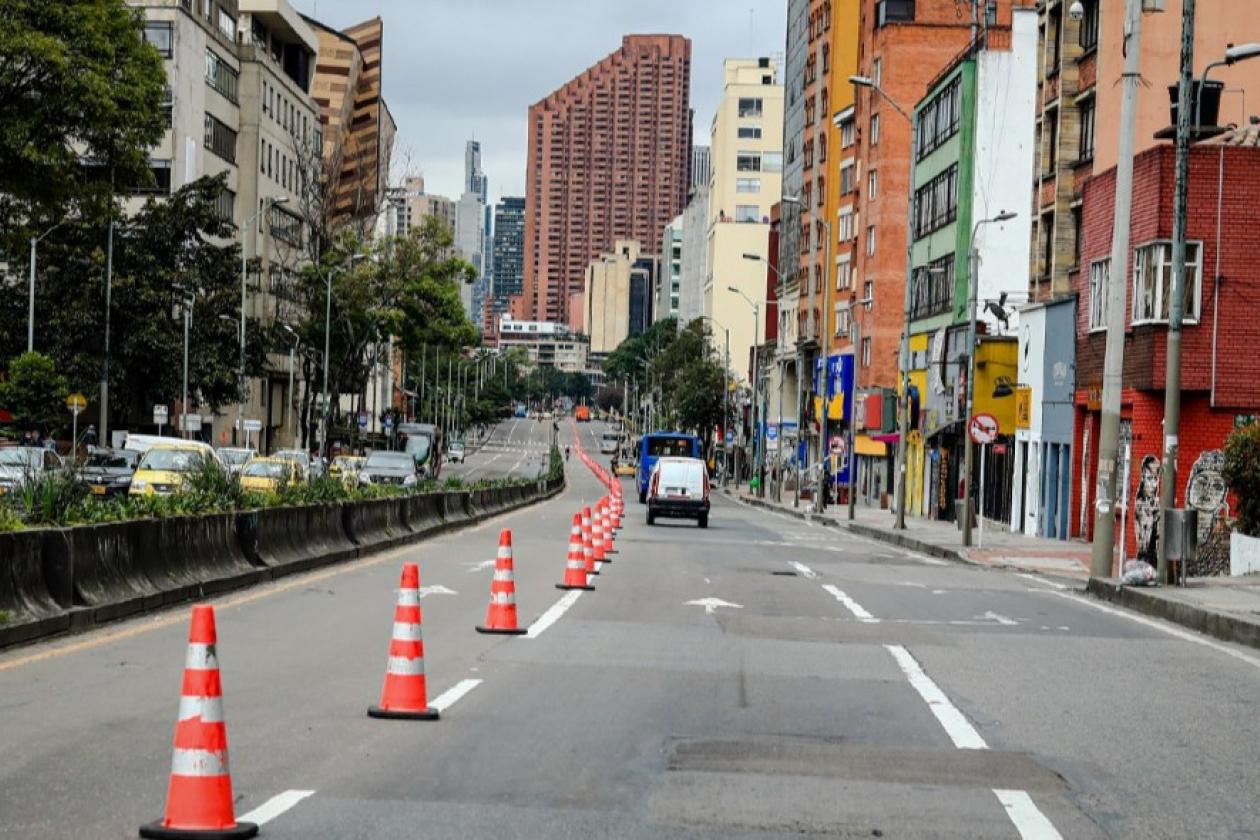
895,581,928,588
980,611,1019,627
1016,572,1069,590
1042,590,1260,672
822,584,879,623
685,597,744,615
884,644,987,750
993,789,1064,840
525,590,583,639
790,561,818,579
464,559,497,573
417,585,458,597
919,557,950,566
430,678,483,712
237,789,315,826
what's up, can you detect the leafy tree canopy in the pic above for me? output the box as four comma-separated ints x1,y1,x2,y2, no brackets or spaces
0,351,68,434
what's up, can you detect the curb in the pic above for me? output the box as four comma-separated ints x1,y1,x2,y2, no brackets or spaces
1086,577,1260,652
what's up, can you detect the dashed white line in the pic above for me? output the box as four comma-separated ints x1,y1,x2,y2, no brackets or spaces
790,561,818,579
994,789,1064,839
884,644,987,750
525,590,584,639
1042,590,1260,672
822,584,879,623
237,789,315,826
429,678,483,712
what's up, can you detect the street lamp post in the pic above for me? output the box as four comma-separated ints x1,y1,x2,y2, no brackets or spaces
846,296,874,521
239,196,288,444
849,73,917,530
961,211,1017,548
728,286,762,496
699,315,731,487
743,253,790,501
28,221,65,353
282,324,299,449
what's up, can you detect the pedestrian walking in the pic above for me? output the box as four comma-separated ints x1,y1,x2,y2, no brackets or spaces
83,424,98,448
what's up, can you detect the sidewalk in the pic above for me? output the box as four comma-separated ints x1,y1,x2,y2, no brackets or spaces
727,487,1260,653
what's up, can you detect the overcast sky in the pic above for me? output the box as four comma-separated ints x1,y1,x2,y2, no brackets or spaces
291,0,786,207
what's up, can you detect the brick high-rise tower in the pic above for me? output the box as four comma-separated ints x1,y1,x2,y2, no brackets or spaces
518,34,692,326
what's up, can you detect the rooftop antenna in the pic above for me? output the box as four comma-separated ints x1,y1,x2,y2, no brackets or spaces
749,7,755,55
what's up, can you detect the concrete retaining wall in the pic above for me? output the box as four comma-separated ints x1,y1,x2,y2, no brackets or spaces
0,475,565,650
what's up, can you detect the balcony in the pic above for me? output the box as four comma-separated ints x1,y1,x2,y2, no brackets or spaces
876,0,915,27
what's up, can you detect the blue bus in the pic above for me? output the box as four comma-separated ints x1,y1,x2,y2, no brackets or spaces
636,431,702,503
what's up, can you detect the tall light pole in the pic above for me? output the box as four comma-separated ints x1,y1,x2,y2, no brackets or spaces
744,252,789,501
238,196,288,444
849,73,916,529
846,296,874,520
173,282,195,439
961,211,1017,547
99,219,114,444
282,324,299,449
699,314,731,487
28,221,65,353
728,286,761,495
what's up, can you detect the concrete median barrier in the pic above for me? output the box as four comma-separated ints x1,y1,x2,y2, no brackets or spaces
403,494,444,535
343,498,409,552
246,504,357,576
0,529,69,646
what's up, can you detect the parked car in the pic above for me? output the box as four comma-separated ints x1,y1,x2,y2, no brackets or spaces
0,446,66,496
216,447,255,476
646,456,710,528
238,457,298,493
272,449,312,481
80,448,139,497
358,450,421,488
329,455,365,484
128,442,218,496
447,441,466,463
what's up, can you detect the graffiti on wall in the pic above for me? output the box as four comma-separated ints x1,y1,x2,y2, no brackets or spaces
1133,455,1161,562
1186,450,1231,575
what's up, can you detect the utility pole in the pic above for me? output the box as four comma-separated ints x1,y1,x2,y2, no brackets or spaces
1158,0,1196,583
1091,0,1144,578
99,219,114,444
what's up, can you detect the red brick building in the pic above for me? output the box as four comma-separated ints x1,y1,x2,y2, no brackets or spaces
517,35,692,326
1072,127,1260,573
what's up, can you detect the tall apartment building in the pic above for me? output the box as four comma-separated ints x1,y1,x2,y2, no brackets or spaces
304,15,395,231
455,191,484,322
691,145,712,194
657,215,684,322
520,34,692,326
486,197,526,338
583,240,656,354
1030,0,1260,302
678,186,709,324
705,58,784,390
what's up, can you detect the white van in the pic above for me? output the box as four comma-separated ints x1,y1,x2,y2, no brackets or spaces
646,456,710,528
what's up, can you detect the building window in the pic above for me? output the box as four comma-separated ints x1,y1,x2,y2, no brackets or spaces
1132,241,1202,324
840,162,854,194
217,6,236,41
143,21,174,58
866,226,876,256
203,113,237,163
736,177,761,193
737,125,762,139
861,337,872,366
761,151,783,173
1088,258,1109,331
838,208,855,241
205,49,239,104
915,76,962,161
913,164,959,239
863,280,874,307
269,204,303,247
738,97,763,117
873,58,883,87
841,118,855,148
735,204,761,223
1071,206,1083,267
816,173,826,206
818,132,827,163
159,86,173,127
212,187,235,223
911,254,954,319
1079,0,1100,51
868,169,878,200
1079,99,1095,162
131,158,172,195
736,152,762,172
871,113,881,145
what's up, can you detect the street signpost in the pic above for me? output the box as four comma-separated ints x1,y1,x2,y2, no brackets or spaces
66,393,86,457
968,412,999,548
153,404,168,437
242,418,262,450
181,413,202,434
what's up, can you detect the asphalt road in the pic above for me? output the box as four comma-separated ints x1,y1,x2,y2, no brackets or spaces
440,417,555,481
2,419,1259,837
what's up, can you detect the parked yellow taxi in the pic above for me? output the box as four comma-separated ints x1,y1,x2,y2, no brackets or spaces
238,457,298,493
128,442,218,496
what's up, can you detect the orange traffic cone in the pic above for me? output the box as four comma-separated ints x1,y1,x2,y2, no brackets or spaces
582,505,600,574
591,503,607,563
140,605,258,839
368,563,439,720
600,501,616,555
556,513,594,590
477,529,527,635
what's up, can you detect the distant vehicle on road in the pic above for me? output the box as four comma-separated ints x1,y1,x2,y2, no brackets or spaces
599,430,620,454
575,405,591,422
80,448,139,497
239,457,298,493
0,446,66,496
359,450,420,488
395,422,438,478
646,456,710,528
216,447,255,476
636,432,702,503
128,442,218,496
329,455,365,485
272,449,313,481
514,404,528,418
447,441,466,463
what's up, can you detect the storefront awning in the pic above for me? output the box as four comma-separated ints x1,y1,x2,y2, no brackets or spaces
855,435,887,457
871,432,900,445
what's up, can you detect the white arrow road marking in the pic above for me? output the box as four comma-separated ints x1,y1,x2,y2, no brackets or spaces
464,559,497,573
790,561,818,579
417,585,458,598
979,611,1018,626
237,790,315,826
684,597,744,615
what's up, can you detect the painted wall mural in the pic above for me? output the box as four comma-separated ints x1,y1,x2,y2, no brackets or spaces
1186,450,1231,576
1133,455,1161,563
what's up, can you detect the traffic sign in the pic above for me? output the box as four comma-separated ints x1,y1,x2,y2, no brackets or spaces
243,419,263,432
383,416,394,430
766,425,779,441
153,404,168,425
357,411,369,430
181,414,202,432
725,429,735,445
830,435,846,456
66,393,87,414
968,412,999,445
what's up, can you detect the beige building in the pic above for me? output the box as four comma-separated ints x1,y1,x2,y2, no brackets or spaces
584,240,643,355
497,318,590,373
704,58,784,386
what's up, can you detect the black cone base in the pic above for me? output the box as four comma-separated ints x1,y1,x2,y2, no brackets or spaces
476,625,528,635
556,583,595,591
140,821,259,840
367,705,440,720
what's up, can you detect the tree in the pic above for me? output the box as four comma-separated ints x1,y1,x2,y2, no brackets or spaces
595,385,624,413
1223,421,1260,537
0,352,67,435
0,0,166,232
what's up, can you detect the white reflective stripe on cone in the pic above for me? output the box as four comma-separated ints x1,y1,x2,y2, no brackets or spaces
491,592,516,605
567,559,585,569
493,569,514,582
392,621,423,641
177,694,224,723
497,547,512,559
184,643,219,671
386,655,425,676
170,747,229,777
397,589,420,606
